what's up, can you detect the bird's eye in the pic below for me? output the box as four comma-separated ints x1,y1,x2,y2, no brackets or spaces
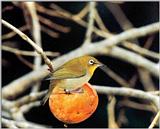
88,59,95,65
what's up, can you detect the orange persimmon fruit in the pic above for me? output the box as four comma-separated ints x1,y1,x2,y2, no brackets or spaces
49,83,99,124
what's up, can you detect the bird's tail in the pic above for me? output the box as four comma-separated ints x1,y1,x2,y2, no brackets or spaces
41,79,55,105
41,91,50,105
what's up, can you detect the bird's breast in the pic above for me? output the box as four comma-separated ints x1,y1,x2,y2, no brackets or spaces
58,74,91,90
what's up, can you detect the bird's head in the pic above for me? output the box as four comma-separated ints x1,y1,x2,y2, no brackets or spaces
80,56,103,76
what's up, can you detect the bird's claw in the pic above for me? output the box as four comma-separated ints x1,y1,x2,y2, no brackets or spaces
64,89,71,94
64,88,84,94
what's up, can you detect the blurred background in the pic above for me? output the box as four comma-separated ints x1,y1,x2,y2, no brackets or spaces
2,2,159,128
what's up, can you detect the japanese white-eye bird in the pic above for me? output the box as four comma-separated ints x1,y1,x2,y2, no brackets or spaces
41,55,103,105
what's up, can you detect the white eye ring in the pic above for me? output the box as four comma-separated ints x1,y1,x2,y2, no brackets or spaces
88,59,95,65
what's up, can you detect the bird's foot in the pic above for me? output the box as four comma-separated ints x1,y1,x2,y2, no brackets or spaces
64,87,84,94
64,89,71,94
74,87,84,93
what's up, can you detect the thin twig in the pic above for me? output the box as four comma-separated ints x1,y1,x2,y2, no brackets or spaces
25,2,42,93
137,36,157,91
117,109,128,126
118,99,157,112
2,25,28,40
122,42,160,59
148,111,160,129
101,65,130,87
2,24,60,40
138,68,157,91
106,3,133,30
50,4,87,26
21,3,32,32
107,96,119,128
94,9,110,33
2,45,60,57
128,74,138,88
72,4,89,20
144,35,155,48
50,3,73,15
2,19,54,72
128,35,156,88
83,2,96,45
16,54,34,69
41,25,59,38
106,1,139,53
38,15,70,33
36,3,63,18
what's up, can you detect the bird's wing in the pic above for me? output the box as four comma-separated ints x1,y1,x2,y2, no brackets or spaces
47,63,87,80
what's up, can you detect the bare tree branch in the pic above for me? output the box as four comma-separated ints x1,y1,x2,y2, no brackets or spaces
92,22,159,49
41,25,59,38
72,4,89,19
16,54,34,69
93,85,159,108
2,118,47,128
105,46,158,77
38,15,70,33
36,3,62,18
122,42,160,59
4,85,159,110
107,96,119,128
2,20,159,99
94,9,110,33
2,3,159,128
2,25,28,40
118,99,157,112
83,1,96,45
139,68,157,91
25,2,42,93
57,5,159,60
106,2,134,30
148,91,160,96
100,65,130,87
2,19,54,73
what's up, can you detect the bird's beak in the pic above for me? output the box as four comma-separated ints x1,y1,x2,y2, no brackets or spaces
98,62,104,67
98,63,109,74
